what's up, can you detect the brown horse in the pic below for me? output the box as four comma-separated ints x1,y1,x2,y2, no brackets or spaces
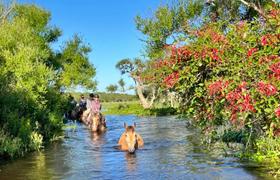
89,112,106,132
81,110,106,132
118,122,144,153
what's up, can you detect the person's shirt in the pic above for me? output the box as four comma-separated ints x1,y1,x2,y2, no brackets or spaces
86,99,92,109
91,99,101,113
79,98,86,108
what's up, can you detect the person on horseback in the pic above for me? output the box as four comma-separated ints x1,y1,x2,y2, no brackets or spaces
78,94,87,110
82,93,105,126
91,94,106,128
91,94,101,113
82,93,94,125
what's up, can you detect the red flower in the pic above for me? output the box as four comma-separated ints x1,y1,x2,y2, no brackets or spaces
163,72,179,88
259,55,279,64
261,36,268,46
211,32,227,43
269,9,280,18
210,48,221,61
208,80,229,96
238,81,247,91
260,34,279,46
240,94,255,112
226,82,255,119
257,81,277,96
275,107,280,118
247,48,258,57
270,62,280,79
208,81,223,96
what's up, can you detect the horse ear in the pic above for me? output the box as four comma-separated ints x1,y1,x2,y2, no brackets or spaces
134,122,136,128
124,122,127,129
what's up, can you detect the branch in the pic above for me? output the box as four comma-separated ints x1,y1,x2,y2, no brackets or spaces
239,0,267,19
0,0,16,23
148,87,156,107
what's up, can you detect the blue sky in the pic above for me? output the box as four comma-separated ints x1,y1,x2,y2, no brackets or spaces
18,0,168,94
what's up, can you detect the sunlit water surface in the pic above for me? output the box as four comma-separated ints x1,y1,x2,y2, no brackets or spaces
0,115,269,179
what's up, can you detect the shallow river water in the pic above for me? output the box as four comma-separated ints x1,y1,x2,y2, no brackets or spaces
0,115,270,179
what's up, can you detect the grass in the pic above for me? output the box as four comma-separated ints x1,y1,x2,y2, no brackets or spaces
102,101,178,116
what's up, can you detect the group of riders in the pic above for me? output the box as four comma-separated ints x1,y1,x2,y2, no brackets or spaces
67,93,144,153
67,93,106,131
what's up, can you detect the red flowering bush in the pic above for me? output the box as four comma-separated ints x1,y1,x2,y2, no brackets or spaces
141,6,280,138
163,71,179,88
257,82,277,96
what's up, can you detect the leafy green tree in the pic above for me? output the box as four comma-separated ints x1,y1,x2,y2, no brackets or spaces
0,2,97,158
205,0,276,21
106,84,118,94
135,0,280,166
57,35,96,90
135,2,199,59
116,58,156,109
135,0,276,59
118,78,126,93
137,0,280,151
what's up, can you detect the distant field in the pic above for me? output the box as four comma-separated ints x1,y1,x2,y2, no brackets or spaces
102,101,146,115
102,101,178,116
69,92,138,102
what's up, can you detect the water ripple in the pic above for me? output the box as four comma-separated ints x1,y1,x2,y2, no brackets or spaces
0,115,262,179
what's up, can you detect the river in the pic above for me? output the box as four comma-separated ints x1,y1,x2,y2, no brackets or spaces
0,115,269,179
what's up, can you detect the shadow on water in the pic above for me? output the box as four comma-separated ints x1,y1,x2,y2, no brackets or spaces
0,115,272,179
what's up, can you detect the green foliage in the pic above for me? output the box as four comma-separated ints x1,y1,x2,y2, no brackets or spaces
222,130,248,144
106,84,118,93
0,3,96,159
103,101,147,115
148,107,178,116
0,129,23,159
115,58,134,74
251,137,280,163
103,101,178,116
58,35,96,89
118,78,126,92
242,136,280,178
135,1,204,59
99,92,137,102
136,0,280,172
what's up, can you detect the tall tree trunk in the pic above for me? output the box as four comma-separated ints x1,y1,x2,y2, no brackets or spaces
167,91,176,108
132,75,156,109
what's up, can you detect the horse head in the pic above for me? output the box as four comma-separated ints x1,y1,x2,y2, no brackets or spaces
91,113,101,132
123,122,138,153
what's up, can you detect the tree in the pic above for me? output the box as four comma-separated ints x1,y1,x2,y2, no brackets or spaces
0,3,97,158
57,34,96,90
118,78,126,93
116,58,156,109
205,0,276,21
106,84,118,94
135,0,276,59
0,0,15,23
135,0,280,159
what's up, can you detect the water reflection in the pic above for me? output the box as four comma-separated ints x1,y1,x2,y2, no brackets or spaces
125,153,137,172
0,115,268,179
90,131,106,145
